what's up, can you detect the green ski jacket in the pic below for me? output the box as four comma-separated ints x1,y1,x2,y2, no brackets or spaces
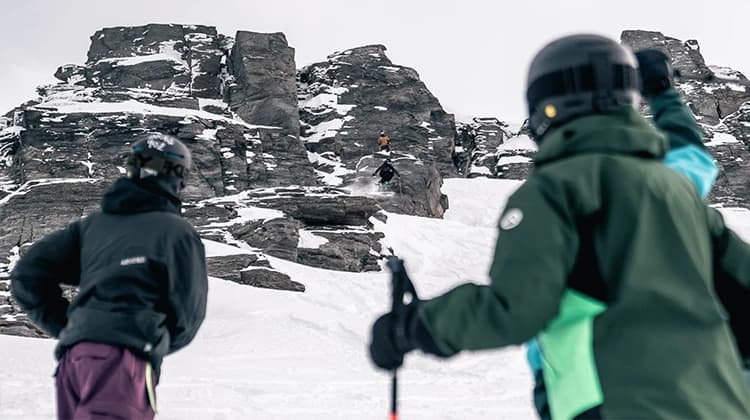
420,108,750,419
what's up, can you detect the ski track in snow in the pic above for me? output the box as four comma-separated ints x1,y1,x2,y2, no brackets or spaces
11,178,750,419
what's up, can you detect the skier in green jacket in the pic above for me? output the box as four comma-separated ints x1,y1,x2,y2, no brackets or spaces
369,34,750,419
525,47,743,420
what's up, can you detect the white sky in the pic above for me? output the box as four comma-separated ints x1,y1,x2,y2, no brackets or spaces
1,0,749,121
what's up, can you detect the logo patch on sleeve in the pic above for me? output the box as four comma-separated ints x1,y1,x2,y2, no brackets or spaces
500,208,524,230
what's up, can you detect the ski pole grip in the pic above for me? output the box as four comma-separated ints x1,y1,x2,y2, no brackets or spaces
387,257,406,314
386,257,404,277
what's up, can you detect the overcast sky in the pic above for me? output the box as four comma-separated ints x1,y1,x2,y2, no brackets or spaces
2,0,749,121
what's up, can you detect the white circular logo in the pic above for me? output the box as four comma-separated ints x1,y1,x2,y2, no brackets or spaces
500,208,524,230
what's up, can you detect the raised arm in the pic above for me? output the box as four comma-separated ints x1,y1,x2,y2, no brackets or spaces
636,49,718,198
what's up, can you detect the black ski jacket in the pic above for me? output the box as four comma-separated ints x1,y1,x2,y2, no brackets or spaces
373,162,399,178
11,177,208,375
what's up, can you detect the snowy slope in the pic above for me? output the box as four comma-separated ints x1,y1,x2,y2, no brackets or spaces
2,178,748,420
0,178,532,420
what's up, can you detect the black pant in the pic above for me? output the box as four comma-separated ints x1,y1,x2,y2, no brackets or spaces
380,173,394,184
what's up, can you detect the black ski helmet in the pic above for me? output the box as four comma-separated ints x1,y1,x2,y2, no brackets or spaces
525,34,640,140
126,133,191,189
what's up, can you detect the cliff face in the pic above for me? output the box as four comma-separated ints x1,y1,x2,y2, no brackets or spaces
84,24,226,98
0,23,461,337
228,31,301,136
299,45,456,175
298,45,454,217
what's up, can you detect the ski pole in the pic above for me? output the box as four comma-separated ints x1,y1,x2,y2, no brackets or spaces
391,371,398,420
386,257,417,420
387,257,403,420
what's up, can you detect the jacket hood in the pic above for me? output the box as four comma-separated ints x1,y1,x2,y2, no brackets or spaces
101,177,182,215
533,109,668,166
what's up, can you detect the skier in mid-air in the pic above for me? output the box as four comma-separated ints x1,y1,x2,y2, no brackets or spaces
368,34,750,419
11,133,208,420
372,158,400,188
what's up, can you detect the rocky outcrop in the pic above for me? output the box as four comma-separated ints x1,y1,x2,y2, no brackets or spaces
254,191,382,226
0,181,105,254
0,254,46,338
15,101,277,201
0,316,45,338
297,228,383,272
298,45,452,217
708,104,750,206
231,217,301,261
239,268,305,292
299,45,456,175
225,31,317,187
186,185,387,273
454,118,536,180
228,32,300,135
205,253,271,283
61,24,228,99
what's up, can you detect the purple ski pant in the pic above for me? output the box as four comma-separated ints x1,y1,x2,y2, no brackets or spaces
55,342,156,420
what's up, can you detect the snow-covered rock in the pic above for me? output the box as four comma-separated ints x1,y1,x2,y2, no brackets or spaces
298,44,453,217
454,118,535,180
228,32,306,143
83,24,227,98
298,45,456,179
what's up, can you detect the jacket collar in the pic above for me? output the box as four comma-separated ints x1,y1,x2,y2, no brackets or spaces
101,177,182,215
533,109,668,166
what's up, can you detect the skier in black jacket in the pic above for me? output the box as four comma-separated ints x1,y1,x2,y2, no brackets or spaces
11,132,208,419
372,158,400,186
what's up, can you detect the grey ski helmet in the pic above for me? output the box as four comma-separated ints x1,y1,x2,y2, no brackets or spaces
126,133,192,188
525,34,640,141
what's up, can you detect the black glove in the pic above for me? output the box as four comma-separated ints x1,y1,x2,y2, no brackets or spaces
635,49,673,96
370,311,412,370
369,304,454,371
